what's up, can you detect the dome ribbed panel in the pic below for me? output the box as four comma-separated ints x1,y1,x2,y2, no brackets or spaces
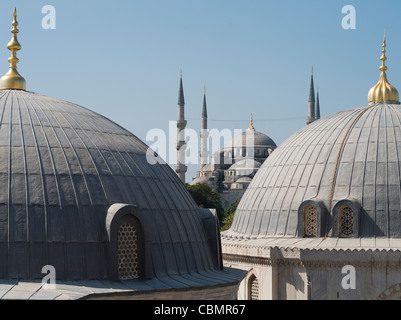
0,90,213,280
230,103,401,238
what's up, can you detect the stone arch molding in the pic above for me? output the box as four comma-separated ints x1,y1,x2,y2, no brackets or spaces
378,283,401,300
332,198,361,238
298,199,328,237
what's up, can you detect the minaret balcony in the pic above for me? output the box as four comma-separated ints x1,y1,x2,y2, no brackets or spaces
176,141,187,151
176,120,187,129
175,164,188,174
200,130,209,138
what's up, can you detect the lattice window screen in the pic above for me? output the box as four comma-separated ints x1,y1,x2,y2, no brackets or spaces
339,206,354,237
304,205,317,237
249,276,259,300
117,221,139,279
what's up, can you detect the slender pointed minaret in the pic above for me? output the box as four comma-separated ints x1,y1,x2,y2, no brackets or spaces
306,67,315,125
175,71,187,183
200,87,209,174
315,87,320,120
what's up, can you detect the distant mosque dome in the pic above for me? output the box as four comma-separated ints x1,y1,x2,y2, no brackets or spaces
226,127,277,150
223,115,277,164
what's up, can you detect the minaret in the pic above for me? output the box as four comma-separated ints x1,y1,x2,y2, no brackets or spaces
315,87,321,120
175,71,187,183
306,67,315,125
200,87,209,174
0,8,26,90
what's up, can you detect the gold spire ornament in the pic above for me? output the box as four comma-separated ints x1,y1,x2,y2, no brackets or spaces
248,114,255,131
368,32,399,104
0,8,26,90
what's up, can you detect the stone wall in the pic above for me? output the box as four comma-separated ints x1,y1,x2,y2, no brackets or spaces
222,241,401,300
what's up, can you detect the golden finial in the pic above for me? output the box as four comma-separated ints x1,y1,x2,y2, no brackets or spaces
368,31,399,104
380,30,387,72
0,8,26,90
248,113,255,131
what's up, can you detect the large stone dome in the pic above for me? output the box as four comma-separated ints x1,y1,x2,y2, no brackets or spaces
0,89,221,280
226,130,276,149
229,102,401,239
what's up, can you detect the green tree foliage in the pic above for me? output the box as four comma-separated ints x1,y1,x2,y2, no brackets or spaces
221,199,240,231
185,183,224,222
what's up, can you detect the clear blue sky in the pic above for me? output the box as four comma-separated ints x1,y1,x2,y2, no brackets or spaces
2,0,401,182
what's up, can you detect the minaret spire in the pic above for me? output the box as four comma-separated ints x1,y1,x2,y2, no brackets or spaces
315,87,321,120
0,7,26,90
306,67,315,125
175,71,187,183
247,113,255,131
178,69,185,106
202,87,208,118
200,87,209,174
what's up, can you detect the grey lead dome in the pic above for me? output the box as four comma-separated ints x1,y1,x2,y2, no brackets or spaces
226,130,277,149
229,102,401,238
0,89,217,280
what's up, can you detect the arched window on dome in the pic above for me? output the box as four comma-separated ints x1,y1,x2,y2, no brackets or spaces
332,199,360,238
106,204,152,281
248,274,259,300
298,200,327,238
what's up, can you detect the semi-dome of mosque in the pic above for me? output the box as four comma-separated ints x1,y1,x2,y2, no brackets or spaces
229,159,261,171
228,159,261,176
0,8,245,299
